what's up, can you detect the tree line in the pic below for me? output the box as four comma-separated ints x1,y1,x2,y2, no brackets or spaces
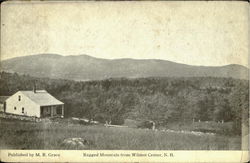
0,71,248,135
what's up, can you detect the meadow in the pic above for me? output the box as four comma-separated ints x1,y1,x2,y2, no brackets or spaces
0,118,241,150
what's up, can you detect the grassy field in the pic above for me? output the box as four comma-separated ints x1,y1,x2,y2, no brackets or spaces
0,118,241,150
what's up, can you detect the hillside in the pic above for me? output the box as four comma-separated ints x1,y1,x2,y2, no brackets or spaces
1,54,248,80
0,72,248,136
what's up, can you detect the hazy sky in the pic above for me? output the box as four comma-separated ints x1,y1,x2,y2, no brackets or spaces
1,1,248,67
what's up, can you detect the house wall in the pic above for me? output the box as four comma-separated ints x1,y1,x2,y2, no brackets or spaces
5,92,40,117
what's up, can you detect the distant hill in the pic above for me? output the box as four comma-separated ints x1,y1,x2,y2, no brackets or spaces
1,54,248,80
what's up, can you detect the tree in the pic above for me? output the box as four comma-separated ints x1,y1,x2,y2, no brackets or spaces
229,83,249,135
103,97,123,124
213,99,232,122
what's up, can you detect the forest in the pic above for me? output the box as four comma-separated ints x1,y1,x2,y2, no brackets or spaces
0,71,248,135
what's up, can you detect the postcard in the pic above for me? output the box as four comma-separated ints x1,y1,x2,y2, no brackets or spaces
0,1,249,162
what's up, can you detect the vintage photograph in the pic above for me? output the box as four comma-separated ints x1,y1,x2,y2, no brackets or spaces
0,1,249,154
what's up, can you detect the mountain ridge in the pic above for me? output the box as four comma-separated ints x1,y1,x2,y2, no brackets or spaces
1,54,248,80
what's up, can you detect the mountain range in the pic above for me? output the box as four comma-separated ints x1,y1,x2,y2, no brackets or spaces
1,54,248,80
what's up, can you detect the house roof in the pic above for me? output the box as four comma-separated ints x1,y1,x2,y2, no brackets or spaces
20,90,64,106
0,96,9,103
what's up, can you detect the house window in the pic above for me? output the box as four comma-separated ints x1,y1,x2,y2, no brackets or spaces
14,107,16,110
18,95,21,101
22,107,24,113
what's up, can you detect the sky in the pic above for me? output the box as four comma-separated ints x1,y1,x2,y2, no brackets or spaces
1,1,249,67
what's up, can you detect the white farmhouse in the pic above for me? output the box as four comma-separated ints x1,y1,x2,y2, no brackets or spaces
5,90,64,118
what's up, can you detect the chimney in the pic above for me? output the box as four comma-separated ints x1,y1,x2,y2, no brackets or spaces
33,81,36,93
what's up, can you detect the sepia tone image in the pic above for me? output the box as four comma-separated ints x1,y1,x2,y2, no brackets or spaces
0,1,249,152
